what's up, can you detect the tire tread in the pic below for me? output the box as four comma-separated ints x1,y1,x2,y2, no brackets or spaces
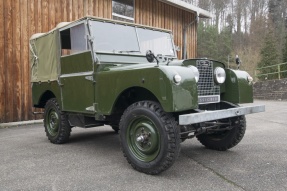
196,116,246,151
44,98,71,144
119,101,180,175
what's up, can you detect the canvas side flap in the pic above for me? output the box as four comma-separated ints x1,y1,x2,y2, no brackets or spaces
29,40,38,82
32,31,60,82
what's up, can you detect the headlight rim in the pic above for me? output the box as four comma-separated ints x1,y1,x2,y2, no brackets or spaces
173,74,182,84
214,67,226,84
188,65,199,83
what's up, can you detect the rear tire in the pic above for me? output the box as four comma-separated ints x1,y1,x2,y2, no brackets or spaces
44,98,71,144
196,116,246,151
119,101,181,175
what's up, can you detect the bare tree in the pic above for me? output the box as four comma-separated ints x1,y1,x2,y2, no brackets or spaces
182,0,287,74
212,0,230,32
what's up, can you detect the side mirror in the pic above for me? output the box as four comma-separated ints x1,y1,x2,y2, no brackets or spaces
146,50,159,65
146,50,155,63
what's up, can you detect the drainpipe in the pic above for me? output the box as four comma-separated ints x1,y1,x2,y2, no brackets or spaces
182,12,199,59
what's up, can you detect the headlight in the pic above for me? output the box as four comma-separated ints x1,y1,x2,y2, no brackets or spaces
173,74,182,84
214,67,226,84
188,65,199,83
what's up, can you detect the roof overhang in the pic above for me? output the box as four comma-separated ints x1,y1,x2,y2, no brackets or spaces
159,0,213,18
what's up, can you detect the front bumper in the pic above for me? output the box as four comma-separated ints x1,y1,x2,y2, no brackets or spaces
179,105,265,125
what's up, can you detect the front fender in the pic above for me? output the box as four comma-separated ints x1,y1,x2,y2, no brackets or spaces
159,66,198,111
95,65,198,115
221,69,253,103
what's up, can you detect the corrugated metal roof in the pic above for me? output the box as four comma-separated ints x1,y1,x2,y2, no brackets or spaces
159,0,213,18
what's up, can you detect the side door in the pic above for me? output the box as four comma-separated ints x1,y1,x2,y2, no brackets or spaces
59,22,95,114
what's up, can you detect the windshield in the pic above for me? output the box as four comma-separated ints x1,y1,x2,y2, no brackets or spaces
90,21,175,57
90,21,139,52
137,28,175,56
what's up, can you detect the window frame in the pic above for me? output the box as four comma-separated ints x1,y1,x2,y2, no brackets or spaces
59,21,91,57
112,0,135,23
89,20,177,58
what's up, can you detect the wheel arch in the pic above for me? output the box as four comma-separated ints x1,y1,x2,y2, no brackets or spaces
35,90,57,108
111,86,160,116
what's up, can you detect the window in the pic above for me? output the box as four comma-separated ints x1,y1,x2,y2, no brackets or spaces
112,0,134,22
90,21,139,52
89,21,176,57
137,28,175,57
60,23,89,55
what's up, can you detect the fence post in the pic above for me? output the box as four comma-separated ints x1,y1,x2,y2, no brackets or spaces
278,65,281,80
254,70,257,81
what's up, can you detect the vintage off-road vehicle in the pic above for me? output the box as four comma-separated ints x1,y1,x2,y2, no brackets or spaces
30,16,265,174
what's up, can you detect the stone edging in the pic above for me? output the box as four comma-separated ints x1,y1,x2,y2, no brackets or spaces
0,119,43,128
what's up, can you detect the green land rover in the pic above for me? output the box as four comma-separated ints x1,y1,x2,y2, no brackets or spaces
30,16,265,174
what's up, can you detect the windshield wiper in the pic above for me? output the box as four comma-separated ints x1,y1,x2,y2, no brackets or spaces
159,55,175,65
118,50,141,53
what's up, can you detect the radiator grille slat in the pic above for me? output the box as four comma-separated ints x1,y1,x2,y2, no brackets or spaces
196,60,220,96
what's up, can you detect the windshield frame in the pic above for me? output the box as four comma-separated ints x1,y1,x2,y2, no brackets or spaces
89,20,177,59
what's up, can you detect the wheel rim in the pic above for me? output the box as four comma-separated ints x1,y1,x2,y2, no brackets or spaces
46,109,59,137
127,116,160,162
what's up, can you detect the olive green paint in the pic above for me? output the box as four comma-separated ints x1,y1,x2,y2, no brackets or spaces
45,108,60,136
61,51,93,74
61,75,95,113
221,69,253,103
160,66,198,111
31,17,254,119
127,116,160,162
32,81,61,107
95,64,198,115
60,52,95,113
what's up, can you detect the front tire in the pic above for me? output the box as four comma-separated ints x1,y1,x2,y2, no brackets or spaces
44,98,71,144
196,116,246,151
119,101,181,175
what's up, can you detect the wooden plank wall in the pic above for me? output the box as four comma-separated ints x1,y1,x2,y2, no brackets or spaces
0,0,197,123
0,0,112,123
135,0,197,59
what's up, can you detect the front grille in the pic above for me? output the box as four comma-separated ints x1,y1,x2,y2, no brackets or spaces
196,60,220,96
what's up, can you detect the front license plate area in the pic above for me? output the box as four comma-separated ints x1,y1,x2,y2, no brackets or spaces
198,95,220,104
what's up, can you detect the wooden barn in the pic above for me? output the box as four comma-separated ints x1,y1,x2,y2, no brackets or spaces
0,0,212,123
